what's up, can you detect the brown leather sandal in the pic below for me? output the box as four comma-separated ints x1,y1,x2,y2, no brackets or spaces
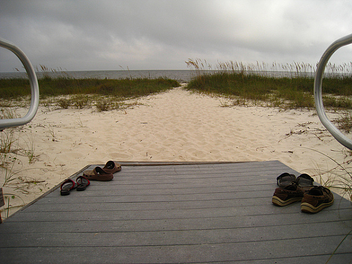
84,167,114,181
83,161,121,178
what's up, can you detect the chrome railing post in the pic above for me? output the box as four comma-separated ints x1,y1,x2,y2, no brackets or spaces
314,33,352,150
0,38,39,129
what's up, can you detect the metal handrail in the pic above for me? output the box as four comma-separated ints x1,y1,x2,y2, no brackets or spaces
314,33,352,150
0,38,39,129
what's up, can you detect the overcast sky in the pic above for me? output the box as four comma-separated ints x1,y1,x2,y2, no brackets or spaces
0,0,352,72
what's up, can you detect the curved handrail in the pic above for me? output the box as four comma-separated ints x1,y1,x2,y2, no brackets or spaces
0,38,39,129
314,33,352,150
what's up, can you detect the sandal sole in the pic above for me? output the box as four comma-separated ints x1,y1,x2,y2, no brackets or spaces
272,196,302,206
301,198,334,213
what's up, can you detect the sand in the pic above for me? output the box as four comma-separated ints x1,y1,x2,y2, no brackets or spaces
1,85,350,219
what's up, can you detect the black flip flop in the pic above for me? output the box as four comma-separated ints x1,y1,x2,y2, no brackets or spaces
76,176,90,191
276,172,296,187
60,179,76,196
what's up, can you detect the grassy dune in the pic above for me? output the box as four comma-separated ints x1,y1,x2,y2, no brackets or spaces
0,76,180,99
186,59,352,110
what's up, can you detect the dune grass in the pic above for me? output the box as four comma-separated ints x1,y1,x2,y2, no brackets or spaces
0,76,180,111
186,60,352,110
0,76,180,100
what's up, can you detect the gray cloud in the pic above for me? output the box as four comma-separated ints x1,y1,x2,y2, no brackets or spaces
1,0,352,72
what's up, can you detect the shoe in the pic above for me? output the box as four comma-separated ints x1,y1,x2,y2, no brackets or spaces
83,161,121,178
272,182,304,206
296,173,314,191
76,176,90,191
84,167,114,181
301,186,334,213
276,172,296,187
60,179,76,196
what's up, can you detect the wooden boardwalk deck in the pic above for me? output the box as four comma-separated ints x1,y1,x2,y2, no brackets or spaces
1,160,351,263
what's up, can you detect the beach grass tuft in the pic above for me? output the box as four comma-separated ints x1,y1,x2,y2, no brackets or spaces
334,114,352,133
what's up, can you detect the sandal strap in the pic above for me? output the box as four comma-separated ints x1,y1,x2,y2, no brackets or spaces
60,179,75,190
76,175,90,185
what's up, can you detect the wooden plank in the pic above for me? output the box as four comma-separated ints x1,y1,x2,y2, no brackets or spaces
1,211,351,235
1,236,351,263
1,221,351,248
0,160,351,264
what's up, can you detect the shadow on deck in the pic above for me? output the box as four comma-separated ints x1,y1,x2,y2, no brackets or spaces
0,160,351,263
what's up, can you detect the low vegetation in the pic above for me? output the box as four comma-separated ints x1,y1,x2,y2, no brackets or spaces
186,59,352,109
0,76,179,100
0,75,179,113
